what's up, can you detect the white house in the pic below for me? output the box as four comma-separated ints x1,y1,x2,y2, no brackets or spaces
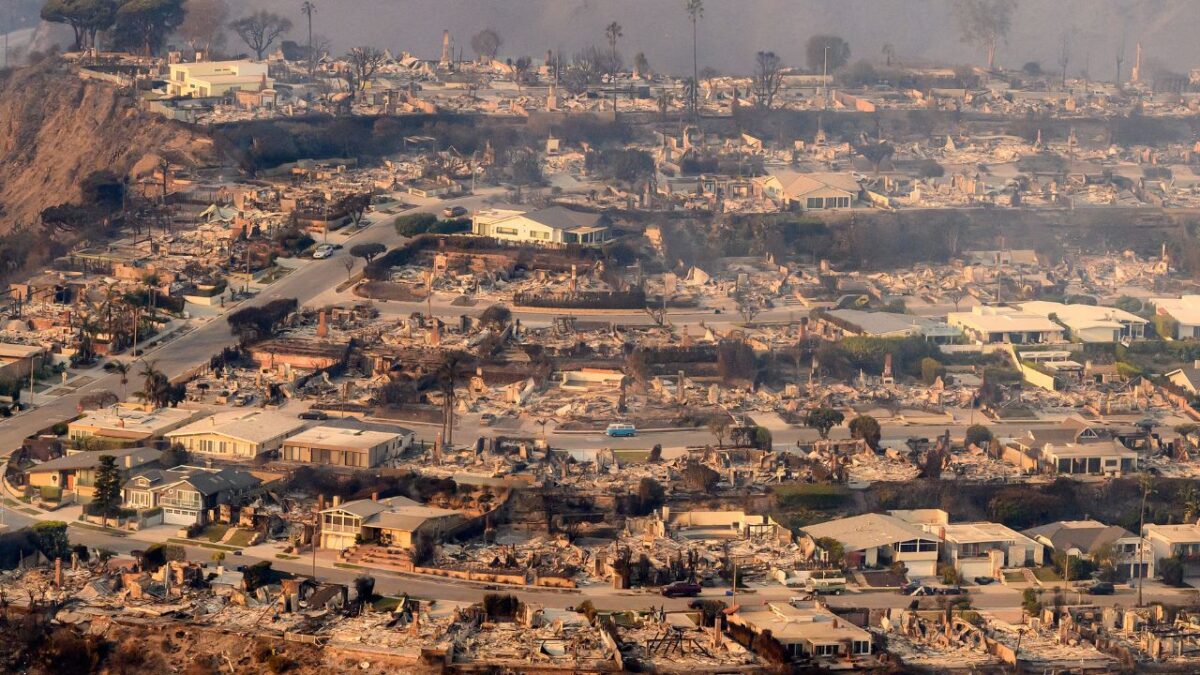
802,513,940,577
1018,301,1147,343
472,206,611,245
1151,295,1200,339
1024,520,1152,579
947,305,1065,345
1143,523,1200,577
756,171,861,210
727,602,873,665
167,60,273,98
165,410,307,460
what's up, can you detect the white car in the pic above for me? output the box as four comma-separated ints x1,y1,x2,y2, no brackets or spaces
312,244,335,259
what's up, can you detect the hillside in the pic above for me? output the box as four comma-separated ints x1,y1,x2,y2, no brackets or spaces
0,58,211,234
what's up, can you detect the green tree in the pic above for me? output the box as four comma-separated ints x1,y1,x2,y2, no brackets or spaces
90,455,123,519
814,536,845,567
920,357,946,384
1021,587,1042,615
1160,556,1185,587
349,242,386,264
804,407,844,439
113,0,187,56
33,521,71,561
805,34,850,73
229,10,292,60
41,0,117,51
848,414,882,450
470,28,502,61
965,424,993,449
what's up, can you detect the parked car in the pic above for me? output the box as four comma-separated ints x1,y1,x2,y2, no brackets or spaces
605,423,637,437
938,586,968,596
313,244,335,259
443,205,468,218
899,581,921,595
660,582,702,598
805,575,847,595
973,576,995,585
479,413,497,426
299,410,329,421
1086,582,1115,595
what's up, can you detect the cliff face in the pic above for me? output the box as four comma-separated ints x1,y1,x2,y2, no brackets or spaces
0,59,211,232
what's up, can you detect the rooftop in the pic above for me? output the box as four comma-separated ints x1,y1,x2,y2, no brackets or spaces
802,513,935,551
165,410,307,445
283,425,408,451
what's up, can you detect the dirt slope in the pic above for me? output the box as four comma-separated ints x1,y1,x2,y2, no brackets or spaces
0,58,211,232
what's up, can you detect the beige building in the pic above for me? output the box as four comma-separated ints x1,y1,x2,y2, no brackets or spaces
68,406,200,446
26,446,161,502
728,602,873,665
0,343,46,382
281,425,413,468
472,206,611,245
320,495,465,551
167,60,273,98
165,410,307,460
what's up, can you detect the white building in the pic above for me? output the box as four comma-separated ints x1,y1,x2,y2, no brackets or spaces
1143,523,1200,576
727,602,873,665
472,206,611,245
281,425,413,468
947,305,1065,345
756,171,861,210
802,513,940,577
1151,295,1200,339
167,60,273,98
1018,301,1147,343
165,410,307,460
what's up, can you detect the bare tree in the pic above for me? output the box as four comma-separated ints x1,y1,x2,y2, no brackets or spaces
953,0,1016,70
605,21,623,74
345,46,386,93
470,28,502,62
178,0,230,57
752,50,783,110
229,10,292,61
1058,29,1071,88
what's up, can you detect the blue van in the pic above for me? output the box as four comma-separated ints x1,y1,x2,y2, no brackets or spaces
605,423,637,437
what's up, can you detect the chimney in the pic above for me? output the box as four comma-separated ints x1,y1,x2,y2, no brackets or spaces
371,492,379,502
317,310,328,338
317,494,326,510
440,30,451,65
332,495,341,507
429,321,441,347
832,618,839,629
1194,359,1200,370
55,558,62,587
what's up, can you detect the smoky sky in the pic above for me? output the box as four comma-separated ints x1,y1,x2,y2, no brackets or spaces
249,0,1197,77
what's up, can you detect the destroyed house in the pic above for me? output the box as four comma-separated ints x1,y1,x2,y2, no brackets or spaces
122,466,263,526
802,513,939,577
320,495,465,551
165,410,307,460
727,602,873,664
472,206,611,245
26,446,161,503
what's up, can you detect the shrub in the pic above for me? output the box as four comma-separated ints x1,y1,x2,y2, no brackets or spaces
774,484,851,510
394,213,438,236
965,424,993,449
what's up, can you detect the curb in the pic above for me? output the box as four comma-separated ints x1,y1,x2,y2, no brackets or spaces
552,426,700,436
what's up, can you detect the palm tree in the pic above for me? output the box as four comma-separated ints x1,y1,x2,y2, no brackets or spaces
605,21,623,109
301,1,317,78
685,0,704,118
111,361,131,399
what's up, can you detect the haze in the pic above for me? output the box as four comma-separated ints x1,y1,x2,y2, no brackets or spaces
247,0,1200,77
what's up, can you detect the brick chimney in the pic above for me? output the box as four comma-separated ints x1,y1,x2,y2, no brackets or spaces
317,310,328,338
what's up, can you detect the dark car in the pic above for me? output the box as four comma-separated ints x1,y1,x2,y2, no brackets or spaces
973,576,995,585
299,410,329,420
938,586,968,596
898,581,920,595
661,582,702,598
443,205,468,218
1087,582,1115,595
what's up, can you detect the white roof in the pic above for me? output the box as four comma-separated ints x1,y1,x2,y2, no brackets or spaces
1144,523,1200,545
947,305,1062,333
935,522,1039,547
803,513,935,551
283,425,407,451
71,406,197,435
166,410,306,445
1018,301,1146,329
1152,295,1200,326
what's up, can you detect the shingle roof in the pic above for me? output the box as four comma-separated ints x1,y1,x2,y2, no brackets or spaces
1023,520,1132,554
28,447,161,473
524,206,604,231
802,513,935,551
165,410,307,445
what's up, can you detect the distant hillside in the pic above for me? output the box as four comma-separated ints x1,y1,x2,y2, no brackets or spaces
0,58,211,235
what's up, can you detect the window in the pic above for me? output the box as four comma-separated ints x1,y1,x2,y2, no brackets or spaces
814,644,838,657
806,197,822,209
852,640,870,655
495,227,518,236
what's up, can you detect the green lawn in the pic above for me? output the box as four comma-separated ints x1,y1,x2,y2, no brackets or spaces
226,529,255,547
613,450,651,463
167,537,239,552
276,554,300,560
1003,571,1026,583
372,596,403,612
334,562,363,570
197,524,230,543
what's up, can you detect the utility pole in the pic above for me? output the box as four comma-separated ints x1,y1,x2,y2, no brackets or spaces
1137,473,1151,607
822,46,829,109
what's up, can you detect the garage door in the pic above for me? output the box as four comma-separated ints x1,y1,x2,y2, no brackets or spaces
163,508,198,526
